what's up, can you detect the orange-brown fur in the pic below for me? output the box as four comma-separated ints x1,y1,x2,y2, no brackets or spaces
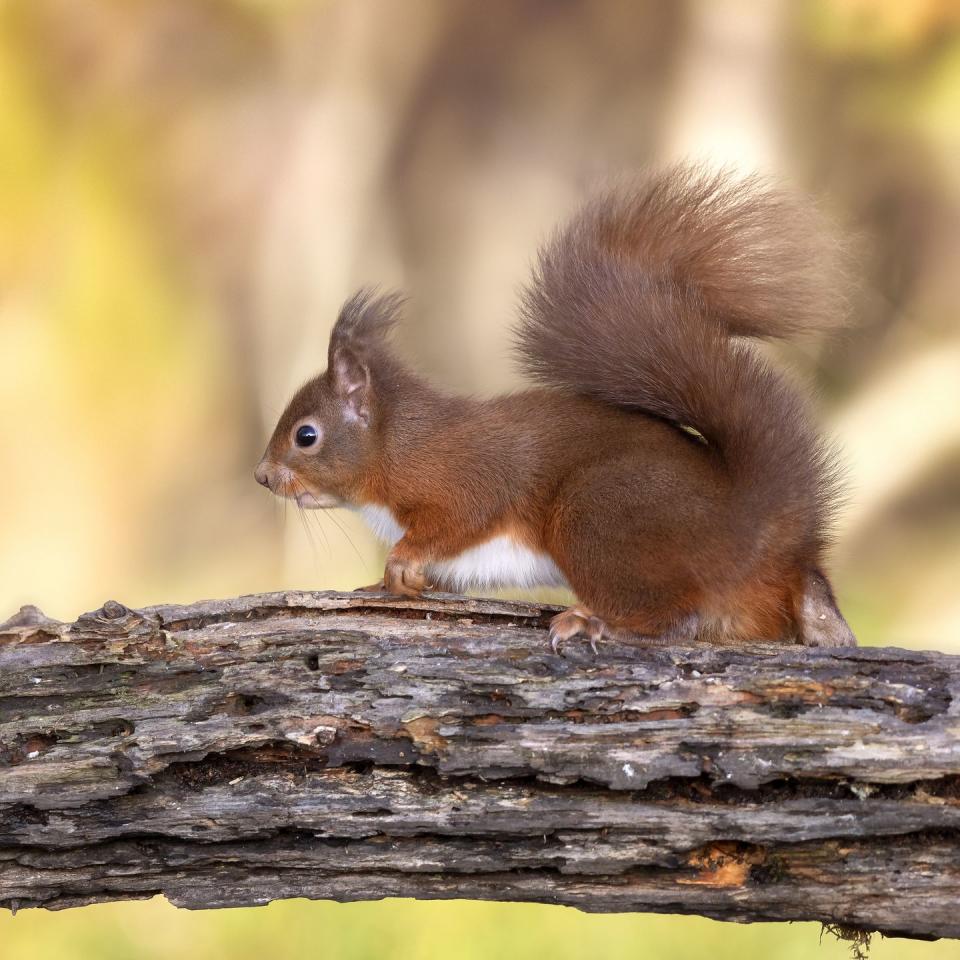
255,166,853,647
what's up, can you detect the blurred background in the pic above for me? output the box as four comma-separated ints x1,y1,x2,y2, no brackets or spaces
1,0,959,957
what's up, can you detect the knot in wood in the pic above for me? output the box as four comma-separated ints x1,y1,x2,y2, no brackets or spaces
99,600,130,621
73,599,160,643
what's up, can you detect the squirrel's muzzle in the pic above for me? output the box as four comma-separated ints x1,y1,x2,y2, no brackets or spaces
254,460,273,489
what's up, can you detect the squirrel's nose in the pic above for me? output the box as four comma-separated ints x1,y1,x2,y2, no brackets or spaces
254,461,273,489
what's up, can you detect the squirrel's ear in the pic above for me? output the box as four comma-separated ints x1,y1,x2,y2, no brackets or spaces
331,346,371,427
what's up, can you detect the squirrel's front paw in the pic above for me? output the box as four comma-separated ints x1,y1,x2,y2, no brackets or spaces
383,557,434,597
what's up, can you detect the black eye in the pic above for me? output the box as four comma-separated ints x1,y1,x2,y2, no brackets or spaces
295,424,319,448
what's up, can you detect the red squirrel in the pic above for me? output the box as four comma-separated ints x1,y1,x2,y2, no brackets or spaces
255,167,856,650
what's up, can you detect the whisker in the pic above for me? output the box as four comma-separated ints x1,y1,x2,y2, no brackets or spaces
297,502,321,568
304,497,332,558
288,479,324,569
290,481,317,545
322,508,371,572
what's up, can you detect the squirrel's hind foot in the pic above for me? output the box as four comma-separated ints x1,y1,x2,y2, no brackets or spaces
549,606,605,655
549,606,667,655
549,606,701,654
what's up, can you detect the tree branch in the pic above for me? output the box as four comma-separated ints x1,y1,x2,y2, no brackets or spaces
1,591,958,940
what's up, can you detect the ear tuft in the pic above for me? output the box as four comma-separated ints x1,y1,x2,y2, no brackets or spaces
326,288,404,428
329,288,404,358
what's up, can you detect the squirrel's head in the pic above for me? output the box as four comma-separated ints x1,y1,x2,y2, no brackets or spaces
254,290,401,509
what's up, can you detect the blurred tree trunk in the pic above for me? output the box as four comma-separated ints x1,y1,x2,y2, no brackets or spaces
663,0,788,171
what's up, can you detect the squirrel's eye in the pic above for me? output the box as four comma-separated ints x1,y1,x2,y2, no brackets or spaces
295,424,319,448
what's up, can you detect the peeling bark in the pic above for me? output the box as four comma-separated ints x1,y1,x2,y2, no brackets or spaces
1,591,958,940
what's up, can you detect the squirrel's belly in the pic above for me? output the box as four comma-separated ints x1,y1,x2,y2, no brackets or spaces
428,537,568,592
354,503,567,591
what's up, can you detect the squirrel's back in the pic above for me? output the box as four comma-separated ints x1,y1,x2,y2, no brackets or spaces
515,166,846,585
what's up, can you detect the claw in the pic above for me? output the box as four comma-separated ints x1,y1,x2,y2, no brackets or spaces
353,580,386,593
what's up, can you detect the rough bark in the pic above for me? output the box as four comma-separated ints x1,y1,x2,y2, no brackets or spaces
1,591,958,940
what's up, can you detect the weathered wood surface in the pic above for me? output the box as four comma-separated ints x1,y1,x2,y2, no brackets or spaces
1,591,959,939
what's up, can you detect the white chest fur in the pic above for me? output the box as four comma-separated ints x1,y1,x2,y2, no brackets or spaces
356,504,406,547
352,503,567,592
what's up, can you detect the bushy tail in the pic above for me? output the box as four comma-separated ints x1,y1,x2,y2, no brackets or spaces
516,166,846,564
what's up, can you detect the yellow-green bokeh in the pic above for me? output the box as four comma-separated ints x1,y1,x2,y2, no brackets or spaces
3,899,960,960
